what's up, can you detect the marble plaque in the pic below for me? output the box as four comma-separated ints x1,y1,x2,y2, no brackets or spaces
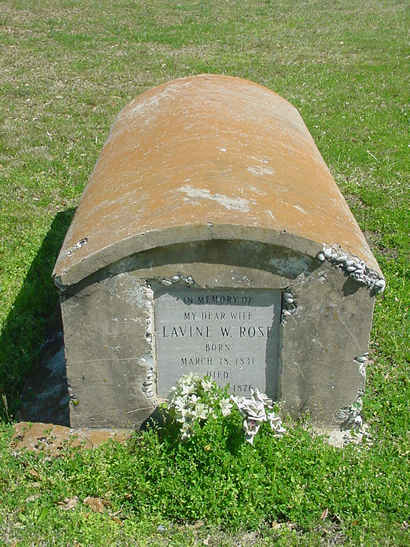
154,288,281,398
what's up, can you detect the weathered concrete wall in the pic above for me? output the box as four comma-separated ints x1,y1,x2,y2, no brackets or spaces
61,241,376,429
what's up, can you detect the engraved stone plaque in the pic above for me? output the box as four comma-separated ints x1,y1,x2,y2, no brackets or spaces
154,288,281,398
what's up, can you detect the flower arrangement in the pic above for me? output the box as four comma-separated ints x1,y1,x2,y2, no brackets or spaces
165,373,286,444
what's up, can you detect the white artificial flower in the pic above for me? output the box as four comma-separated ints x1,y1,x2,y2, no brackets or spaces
180,382,195,396
253,388,268,404
201,378,214,392
231,389,286,443
220,398,233,417
243,418,261,445
172,396,186,411
232,392,266,422
167,374,287,443
185,394,198,409
194,402,209,420
267,411,286,436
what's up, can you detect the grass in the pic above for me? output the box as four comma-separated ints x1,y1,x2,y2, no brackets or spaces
0,0,408,543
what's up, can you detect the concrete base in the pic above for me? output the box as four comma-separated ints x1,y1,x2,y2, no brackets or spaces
60,240,374,430
12,422,132,454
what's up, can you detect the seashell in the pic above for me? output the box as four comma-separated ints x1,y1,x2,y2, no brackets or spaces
171,275,180,282
336,254,347,263
323,247,333,259
346,265,357,272
374,278,386,292
317,252,325,262
335,408,349,421
354,415,363,426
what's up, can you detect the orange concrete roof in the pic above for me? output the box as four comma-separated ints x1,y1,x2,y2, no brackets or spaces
54,74,380,286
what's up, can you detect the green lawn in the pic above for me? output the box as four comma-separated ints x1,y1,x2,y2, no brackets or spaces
0,0,408,544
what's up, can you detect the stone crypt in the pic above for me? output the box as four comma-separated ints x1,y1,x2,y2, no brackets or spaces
53,74,384,430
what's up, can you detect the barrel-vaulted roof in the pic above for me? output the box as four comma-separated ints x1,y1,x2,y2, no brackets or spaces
54,74,380,286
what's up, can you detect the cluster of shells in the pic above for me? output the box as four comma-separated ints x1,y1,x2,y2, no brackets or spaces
317,246,385,294
161,273,194,287
336,389,364,431
281,290,297,325
335,353,369,432
64,237,88,257
354,352,369,380
142,367,155,399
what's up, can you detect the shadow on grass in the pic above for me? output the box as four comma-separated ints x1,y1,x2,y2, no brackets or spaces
0,209,75,423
